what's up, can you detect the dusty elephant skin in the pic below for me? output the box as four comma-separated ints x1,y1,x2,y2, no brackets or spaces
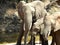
45,12,60,45
16,0,60,45
16,0,48,45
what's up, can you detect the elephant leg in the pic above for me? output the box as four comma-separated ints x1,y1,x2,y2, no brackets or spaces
24,30,35,45
44,39,48,45
39,34,44,45
41,16,51,45
16,30,24,45
31,31,35,45
24,22,32,45
27,35,35,45
51,30,56,45
24,30,29,45
40,34,48,45
16,21,24,45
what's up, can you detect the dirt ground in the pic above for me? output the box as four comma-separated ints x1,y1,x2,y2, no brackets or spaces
0,36,52,45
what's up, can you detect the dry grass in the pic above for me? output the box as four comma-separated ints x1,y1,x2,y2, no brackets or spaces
21,35,52,42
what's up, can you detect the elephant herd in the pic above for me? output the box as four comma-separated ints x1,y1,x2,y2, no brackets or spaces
16,0,60,45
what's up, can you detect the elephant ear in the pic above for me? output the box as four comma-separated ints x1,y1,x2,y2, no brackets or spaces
17,1,26,20
52,12,60,32
17,1,26,9
34,1,45,19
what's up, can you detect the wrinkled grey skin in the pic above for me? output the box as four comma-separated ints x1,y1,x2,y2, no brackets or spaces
49,12,60,45
34,11,60,45
43,12,60,45
39,12,60,39
17,1,48,45
33,10,60,45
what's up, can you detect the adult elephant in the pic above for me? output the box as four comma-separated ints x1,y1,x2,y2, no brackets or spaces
50,12,60,45
43,12,60,45
16,1,47,45
34,11,60,45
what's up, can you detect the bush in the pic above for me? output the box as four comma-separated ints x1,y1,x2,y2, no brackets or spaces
0,33,19,43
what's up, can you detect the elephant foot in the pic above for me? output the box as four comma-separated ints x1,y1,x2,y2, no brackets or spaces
40,34,48,45
16,41,21,45
28,36,35,45
42,40,48,45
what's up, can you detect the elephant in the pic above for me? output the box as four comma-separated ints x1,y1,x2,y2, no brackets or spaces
50,12,60,45
33,11,60,45
43,12,60,45
16,1,48,45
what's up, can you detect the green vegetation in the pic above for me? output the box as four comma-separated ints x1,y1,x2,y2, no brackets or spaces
0,33,19,43
0,0,21,43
